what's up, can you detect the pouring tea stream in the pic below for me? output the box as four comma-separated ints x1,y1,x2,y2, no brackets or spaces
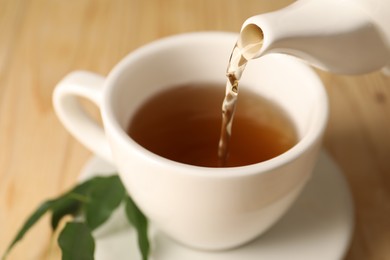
219,0,390,166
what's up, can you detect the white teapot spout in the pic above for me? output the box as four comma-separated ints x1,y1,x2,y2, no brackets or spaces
238,0,390,74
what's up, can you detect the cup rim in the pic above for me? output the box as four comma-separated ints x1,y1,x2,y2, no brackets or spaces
102,31,329,177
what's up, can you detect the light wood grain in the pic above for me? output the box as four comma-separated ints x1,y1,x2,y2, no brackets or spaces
0,0,389,259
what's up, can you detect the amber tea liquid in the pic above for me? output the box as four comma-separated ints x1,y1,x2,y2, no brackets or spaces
127,83,297,167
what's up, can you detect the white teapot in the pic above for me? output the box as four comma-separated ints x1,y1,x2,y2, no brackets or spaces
238,0,390,74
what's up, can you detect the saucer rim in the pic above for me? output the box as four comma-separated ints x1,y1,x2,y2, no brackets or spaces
79,150,354,260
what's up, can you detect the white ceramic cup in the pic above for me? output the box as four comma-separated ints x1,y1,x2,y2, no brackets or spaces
53,32,328,250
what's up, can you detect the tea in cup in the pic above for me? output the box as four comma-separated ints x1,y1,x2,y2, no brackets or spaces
53,32,328,250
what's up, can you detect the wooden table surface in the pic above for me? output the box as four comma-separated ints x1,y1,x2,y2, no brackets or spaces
1,0,389,259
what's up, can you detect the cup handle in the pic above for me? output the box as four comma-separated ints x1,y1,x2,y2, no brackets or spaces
53,71,113,163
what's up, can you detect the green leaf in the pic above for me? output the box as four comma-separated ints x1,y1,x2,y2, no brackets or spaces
58,221,95,260
51,196,84,230
51,175,123,230
2,174,151,260
2,200,54,260
125,196,150,260
51,176,105,230
85,175,126,230
2,175,115,260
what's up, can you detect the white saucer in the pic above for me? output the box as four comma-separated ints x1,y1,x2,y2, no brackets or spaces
79,151,354,260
